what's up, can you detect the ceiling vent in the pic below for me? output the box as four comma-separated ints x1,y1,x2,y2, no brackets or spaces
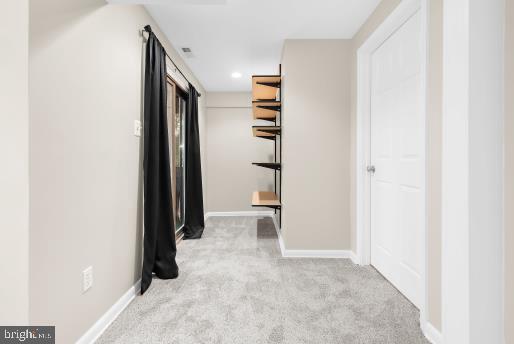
181,47,194,58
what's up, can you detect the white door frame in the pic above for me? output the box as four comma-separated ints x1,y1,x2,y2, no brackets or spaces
355,0,429,328
441,0,505,342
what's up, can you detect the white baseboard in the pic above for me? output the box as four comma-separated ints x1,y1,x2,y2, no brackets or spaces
348,251,359,264
281,248,358,259
421,320,443,344
204,212,358,260
267,214,358,262
205,211,275,219
76,279,141,344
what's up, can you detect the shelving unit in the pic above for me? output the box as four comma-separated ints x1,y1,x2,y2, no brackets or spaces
252,126,280,140
252,101,281,121
251,70,282,227
252,191,281,208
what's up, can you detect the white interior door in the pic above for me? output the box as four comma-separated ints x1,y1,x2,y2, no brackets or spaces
370,10,424,308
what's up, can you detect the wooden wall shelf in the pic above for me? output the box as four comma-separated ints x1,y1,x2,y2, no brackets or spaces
252,191,281,208
257,81,280,88
252,75,281,101
252,101,281,121
252,162,281,171
252,126,281,138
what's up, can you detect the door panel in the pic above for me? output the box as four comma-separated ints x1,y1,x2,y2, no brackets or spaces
370,10,424,308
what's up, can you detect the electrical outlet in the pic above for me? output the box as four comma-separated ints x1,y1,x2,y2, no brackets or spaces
134,120,142,137
82,266,93,293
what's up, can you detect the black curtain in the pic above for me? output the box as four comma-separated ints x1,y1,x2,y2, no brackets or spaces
182,84,205,239
141,28,178,294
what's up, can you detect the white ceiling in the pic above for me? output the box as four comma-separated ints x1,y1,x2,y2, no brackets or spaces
108,0,380,91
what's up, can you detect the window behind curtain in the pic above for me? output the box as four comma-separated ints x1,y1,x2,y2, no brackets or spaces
166,78,186,239
174,91,186,232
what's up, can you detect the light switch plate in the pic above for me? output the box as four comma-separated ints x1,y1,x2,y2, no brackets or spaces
82,266,93,293
134,120,142,137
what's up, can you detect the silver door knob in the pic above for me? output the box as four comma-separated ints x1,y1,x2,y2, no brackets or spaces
367,165,376,173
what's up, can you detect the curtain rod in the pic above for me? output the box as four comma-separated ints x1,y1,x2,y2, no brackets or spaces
142,25,202,97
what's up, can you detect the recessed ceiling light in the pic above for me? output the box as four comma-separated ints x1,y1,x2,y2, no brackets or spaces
231,72,242,79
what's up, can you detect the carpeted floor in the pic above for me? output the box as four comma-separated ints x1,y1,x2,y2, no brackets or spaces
97,216,429,344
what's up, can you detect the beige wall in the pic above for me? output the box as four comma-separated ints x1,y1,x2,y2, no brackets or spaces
505,1,513,342
205,92,275,212
29,1,205,342
426,0,443,331
349,0,442,331
281,39,351,250
0,0,29,325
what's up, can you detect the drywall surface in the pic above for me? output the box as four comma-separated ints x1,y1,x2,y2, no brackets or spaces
349,0,443,331
29,1,206,342
426,0,443,331
505,1,513,342
280,39,351,250
205,92,275,212
467,0,505,342
0,0,29,325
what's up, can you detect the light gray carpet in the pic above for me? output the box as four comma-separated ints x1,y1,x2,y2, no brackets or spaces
97,216,429,344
